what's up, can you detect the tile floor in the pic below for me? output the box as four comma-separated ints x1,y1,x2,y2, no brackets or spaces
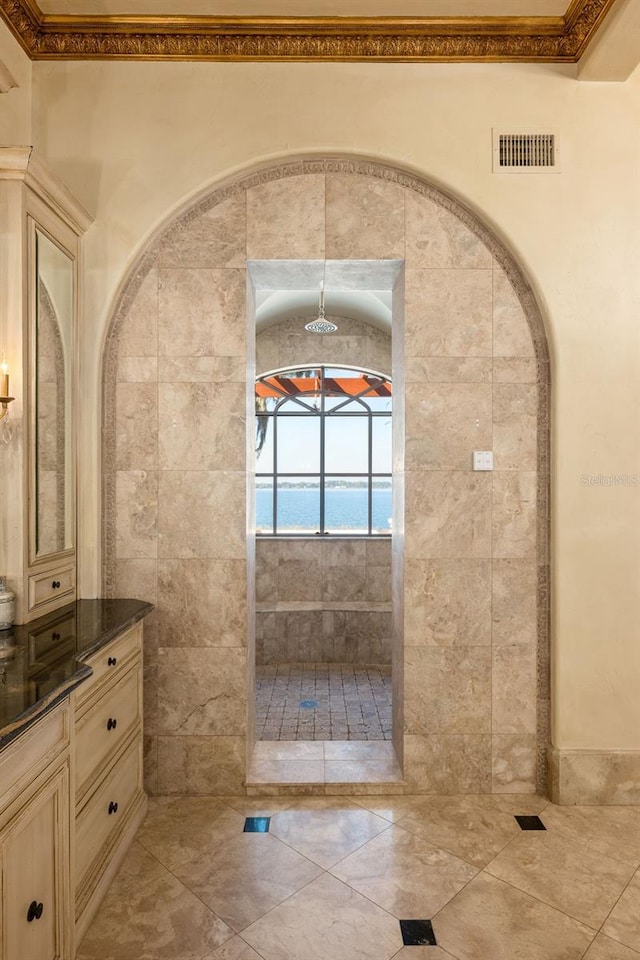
77,793,640,960
255,663,392,741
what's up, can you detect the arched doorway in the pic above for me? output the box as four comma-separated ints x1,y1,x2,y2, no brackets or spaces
102,156,550,797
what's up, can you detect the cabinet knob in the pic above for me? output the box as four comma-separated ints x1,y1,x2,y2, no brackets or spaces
106,717,117,731
107,656,117,666
108,801,118,815
51,580,61,589
27,901,43,922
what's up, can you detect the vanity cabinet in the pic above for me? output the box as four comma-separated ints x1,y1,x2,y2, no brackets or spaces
0,605,151,958
72,622,146,942
0,702,72,960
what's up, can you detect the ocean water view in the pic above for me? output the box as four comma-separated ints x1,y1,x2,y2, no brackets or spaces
256,486,392,533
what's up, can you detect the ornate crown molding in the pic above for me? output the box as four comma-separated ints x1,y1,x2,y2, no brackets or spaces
0,0,618,61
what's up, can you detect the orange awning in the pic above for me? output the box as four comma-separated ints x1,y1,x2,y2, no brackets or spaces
256,375,391,399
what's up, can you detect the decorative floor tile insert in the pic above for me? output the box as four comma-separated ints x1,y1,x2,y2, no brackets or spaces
400,919,437,946
244,817,271,833
515,815,546,831
256,662,392,741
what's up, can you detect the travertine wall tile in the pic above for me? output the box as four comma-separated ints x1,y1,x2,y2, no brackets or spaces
406,357,493,384
405,647,492,735
157,735,245,795
492,734,537,793
493,268,535,358
117,356,158,383
493,358,537,383
276,558,324,602
158,268,246,357
115,382,158,470
159,356,245,382
158,470,245,559
366,539,393,565
158,558,247,647
405,472,492,558
321,565,367,602
157,192,246,269
114,558,158,604
158,381,245,471
492,471,537,558
115,469,158,559
404,559,491,646
493,383,538,471
158,647,246,736
492,559,537,647
326,174,404,260
405,269,492,357
405,382,492,471
364,565,392,603
492,646,537,735
118,267,158,357
403,734,492,793
247,174,325,259
405,192,493,269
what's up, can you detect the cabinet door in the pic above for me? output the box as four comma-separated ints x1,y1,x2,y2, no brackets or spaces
1,762,71,960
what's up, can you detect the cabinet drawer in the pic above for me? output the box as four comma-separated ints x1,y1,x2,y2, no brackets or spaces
75,665,141,803
28,564,76,613
75,734,142,892
76,623,142,709
0,702,70,815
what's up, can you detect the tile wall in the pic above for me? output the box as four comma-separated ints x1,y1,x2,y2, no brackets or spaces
103,159,549,796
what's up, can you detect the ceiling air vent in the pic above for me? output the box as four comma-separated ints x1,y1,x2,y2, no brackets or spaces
492,130,560,173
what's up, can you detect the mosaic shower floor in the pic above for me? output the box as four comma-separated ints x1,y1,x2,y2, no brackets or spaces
255,662,392,741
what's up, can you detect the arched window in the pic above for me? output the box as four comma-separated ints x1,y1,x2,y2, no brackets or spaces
255,365,392,536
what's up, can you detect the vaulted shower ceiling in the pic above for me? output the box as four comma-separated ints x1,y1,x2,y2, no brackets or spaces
0,0,629,62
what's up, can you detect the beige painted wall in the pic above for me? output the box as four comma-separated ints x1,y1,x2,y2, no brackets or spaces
0,50,635,757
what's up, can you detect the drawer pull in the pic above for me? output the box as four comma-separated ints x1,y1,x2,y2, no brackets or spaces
108,801,119,815
27,901,43,922
51,580,61,589
107,717,118,731
52,631,60,641
108,656,117,666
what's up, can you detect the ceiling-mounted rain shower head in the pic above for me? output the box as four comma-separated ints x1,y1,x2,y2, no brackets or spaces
305,284,337,334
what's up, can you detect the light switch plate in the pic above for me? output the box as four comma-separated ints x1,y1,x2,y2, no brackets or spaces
473,451,494,471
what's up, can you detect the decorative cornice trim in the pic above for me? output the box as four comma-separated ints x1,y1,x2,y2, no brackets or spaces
0,146,94,234
0,0,618,62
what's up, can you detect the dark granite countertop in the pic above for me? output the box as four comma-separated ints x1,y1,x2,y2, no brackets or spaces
0,599,153,751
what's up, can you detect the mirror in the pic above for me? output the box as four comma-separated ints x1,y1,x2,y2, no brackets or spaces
32,229,74,561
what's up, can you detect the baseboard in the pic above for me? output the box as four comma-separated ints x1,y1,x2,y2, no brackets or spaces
548,745,640,805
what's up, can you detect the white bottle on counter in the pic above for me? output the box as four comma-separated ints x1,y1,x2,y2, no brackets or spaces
0,577,16,629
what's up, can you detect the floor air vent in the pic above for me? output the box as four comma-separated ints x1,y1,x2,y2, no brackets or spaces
493,130,560,173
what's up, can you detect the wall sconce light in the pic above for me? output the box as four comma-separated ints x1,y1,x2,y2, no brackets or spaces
0,359,15,439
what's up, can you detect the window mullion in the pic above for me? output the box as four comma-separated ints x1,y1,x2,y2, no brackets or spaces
272,411,278,535
368,410,373,535
320,367,326,534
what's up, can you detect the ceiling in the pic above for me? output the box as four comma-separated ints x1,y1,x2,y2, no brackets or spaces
249,260,399,332
0,0,625,62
